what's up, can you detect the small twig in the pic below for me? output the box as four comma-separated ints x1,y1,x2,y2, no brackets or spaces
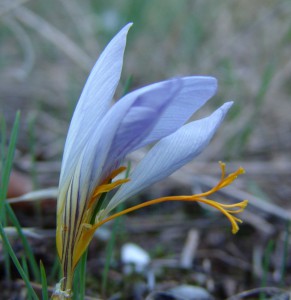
241,210,274,235
59,0,98,51
227,286,290,300
12,6,94,71
129,150,291,176
0,0,29,17
197,249,251,271
1,15,35,79
8,187,58,204
180,229,200,269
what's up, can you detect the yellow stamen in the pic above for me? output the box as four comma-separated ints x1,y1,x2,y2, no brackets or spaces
71,167,130,267
57,163,247,297
92,178,130,198
88,167,130,209
95,163,248,234
88,178,130,209
97,166,127,186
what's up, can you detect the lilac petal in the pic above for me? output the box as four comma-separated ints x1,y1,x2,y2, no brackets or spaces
131,76,218,151
105,102,233,213
73,79,184,199
104,76,217,170
60,23,132,184
103,79,183,172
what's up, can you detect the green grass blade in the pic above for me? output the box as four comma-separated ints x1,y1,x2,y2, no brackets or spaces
101,211,123,298
0,112,40,281
22,256,33,300
6,203,41,281
40,261,49,300
48,256,61,282
0,116,10,281
0,112,20,281
28,114,38,189
0,222,39,300
0,111,20,206
225,63,275,158
260,239,275,300
22,255,30,280
280,221,290,286
0,115,7,169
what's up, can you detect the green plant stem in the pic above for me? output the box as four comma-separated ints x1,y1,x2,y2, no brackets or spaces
79,251,88,300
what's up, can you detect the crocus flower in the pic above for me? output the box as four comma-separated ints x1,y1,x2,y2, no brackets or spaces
52,23,247,298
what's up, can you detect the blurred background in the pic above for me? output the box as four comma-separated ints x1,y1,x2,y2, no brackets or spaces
1,0,291,299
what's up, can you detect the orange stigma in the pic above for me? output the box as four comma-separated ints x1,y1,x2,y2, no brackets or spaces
96,162,248,234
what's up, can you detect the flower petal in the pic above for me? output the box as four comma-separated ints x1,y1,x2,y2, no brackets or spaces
102,78,183,172
103,76,217,171
105,102,233,213
73,79,184,199
131,76,218,150
57,80,184,270
60,23,132,184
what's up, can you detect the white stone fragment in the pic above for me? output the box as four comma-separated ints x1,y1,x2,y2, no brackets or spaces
121,243,151,273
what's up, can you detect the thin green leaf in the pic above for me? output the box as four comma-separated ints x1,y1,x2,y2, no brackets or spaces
101,211,122,298
40,261,49,300
260,239,275,300
6,203,41,281
48,256,61,283
280,221,290,286
0,223,39,300
1,115,7,170
0,111,20,205
22,256,33,300
0,113,20,281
